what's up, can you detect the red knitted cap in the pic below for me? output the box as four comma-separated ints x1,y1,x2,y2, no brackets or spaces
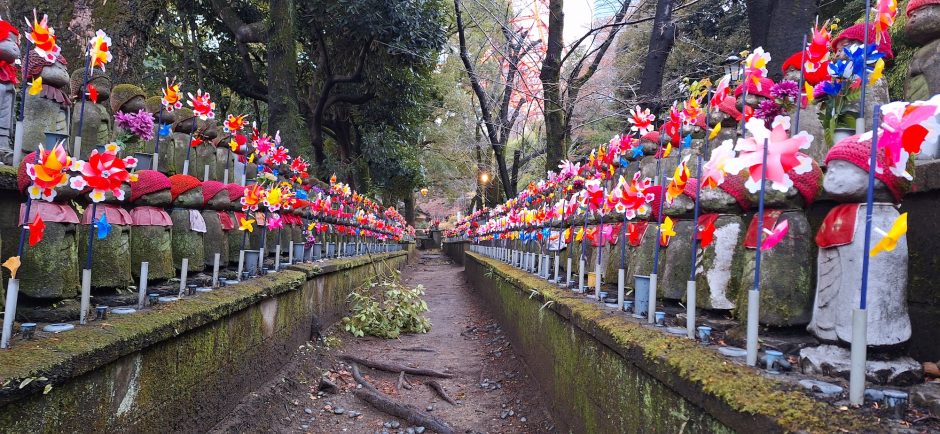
226,183,244,201
908,0,940,16
790,159,822,205
647,185,664,221
130,170,171,202
201,180,226,205
831,23,894,60
825,134,905,202
718,172,752,210
717,96,743,121
733,77,775,99
683,178,699,201
17,151,37,192
641,131,661,144
168,174,201,200
780,52,831,85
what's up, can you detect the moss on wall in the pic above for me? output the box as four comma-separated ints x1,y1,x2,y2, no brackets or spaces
0,252,407,432
466,252,882,433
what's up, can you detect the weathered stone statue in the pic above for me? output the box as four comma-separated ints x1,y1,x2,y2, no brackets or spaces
809,135,911,346
21,51,70,162
129,170,175,281
734,162,821,327
145,96,176,173
168,174,206,272
78,201,133,289
226,183,248,265
70,68,112,159
692,172,750,310
905,0,940,158
191,120,219,181
170,108,197,175
0,20,20,164
200,180,231,266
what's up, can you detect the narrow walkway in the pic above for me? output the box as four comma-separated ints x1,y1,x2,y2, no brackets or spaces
212,250,555,434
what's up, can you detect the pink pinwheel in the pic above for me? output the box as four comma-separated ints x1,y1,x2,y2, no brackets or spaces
865,98,940,175
607,172,653,219
743,47,771,90
187,89,216,120
710,75,731,108
584,179,605,212
874,0,897,44
267,215,285,230
760,219,789,251
701,140,736,189
557,160,581,178
269,146,290,165
724,116,814,193
629,106,655,136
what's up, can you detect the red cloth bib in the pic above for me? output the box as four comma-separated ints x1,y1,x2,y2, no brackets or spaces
744,209,784,249
81,203,133,225
129,206,172,227
218,212,235,230
19,201,79,224
815,203,860,248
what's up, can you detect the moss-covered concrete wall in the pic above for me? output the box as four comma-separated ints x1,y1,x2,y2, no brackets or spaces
0,252,408,433
465,252,883,434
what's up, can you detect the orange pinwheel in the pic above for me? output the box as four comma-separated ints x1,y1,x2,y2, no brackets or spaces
25,10,61,63
666,156,691,203
162,77,183,111
224,114,248,133
88,30,112,71
26,142,72,201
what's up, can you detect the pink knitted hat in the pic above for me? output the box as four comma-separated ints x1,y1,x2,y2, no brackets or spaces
641,131,661,144
718,172,752,210
717,96,743,121
168,174,201,201
825,134,907,202
130,170,171,203
907,0,940,16
733,77,775,99
226,183,244,201
790,159,823,205
201,180,226,205
831,23,894,60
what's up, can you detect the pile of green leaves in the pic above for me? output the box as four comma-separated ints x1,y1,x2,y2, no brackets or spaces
342,281,432,339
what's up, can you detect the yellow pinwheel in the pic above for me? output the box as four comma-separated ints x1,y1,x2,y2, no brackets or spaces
3,256,21,279
870,213,907,257
660,216,677,246
239,217,256,233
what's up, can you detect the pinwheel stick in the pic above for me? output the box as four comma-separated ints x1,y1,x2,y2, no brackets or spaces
72,51,93,158
152,105,163,171
849,104,881,406
11,41,32,168
746,138,770,367
650,159,666,325
857,2,872,134
793,34,808,135
79,202,99,325
687,89,713,339
183,120,197,175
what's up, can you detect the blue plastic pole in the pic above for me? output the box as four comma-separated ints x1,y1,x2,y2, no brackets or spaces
859,106,881,310
752,138,770,292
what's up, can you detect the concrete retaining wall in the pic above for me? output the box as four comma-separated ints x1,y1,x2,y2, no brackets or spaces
0,252,408,433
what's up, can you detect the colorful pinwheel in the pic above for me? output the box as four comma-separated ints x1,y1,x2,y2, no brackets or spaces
224,114,248,133
724,116,814,193
666,156,691,203
629,106,655,136
760,219,789,251
660,216,676,246
874,0,897,44
870,212,907,257
238,217,255,233
866,98,940,173
701,140,735,189
697,220,716,249
28,215,44,246
26,142,72,201
162,77,183,111
187,89,216,120
25,10,60,63
267,215,284,230
743,47,771,89
88,30,112,71
241,184,265,212
69,143,136,203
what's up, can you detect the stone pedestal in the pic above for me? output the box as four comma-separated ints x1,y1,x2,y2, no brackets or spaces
660,219,694,300
691,214,743,310
1,202,79,299
79,204,133,289
170,208,205,272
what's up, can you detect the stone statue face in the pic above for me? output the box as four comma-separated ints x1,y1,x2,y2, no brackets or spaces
823,160,884,201
88,76,111,100
783,67,801,83
175,117,197,133
699,187,739,212
0,34,20,63
121,95,147,113
832,41,861,62
41,62,70,88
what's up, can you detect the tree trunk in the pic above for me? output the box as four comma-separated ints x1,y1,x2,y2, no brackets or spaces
541,0,566,174
746,0,817,80
637,0,676,112
403,193,416,226
267,0,307,156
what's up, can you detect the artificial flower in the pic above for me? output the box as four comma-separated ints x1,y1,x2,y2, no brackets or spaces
187,89,216,120
25,11,60,63
760,219,789,251
162,77,183,111
88,30,112,71
26,142,72,201
115,109,155,141
28,215,44,246
870,212,907,257
724,116,814,193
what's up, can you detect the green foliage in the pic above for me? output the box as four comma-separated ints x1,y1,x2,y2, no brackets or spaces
342,281,432,339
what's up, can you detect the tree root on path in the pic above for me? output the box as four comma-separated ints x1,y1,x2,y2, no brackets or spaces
425,379,456,405
339,354,454,378
353,389,456,434
398,371,413,391
349,362,380,395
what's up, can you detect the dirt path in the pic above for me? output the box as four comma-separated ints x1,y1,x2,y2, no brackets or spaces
211,250,556,434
